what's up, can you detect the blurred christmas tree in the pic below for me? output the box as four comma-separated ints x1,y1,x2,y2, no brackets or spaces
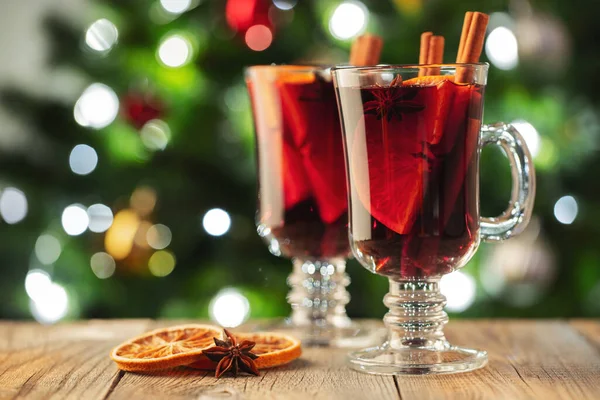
0,0,599,323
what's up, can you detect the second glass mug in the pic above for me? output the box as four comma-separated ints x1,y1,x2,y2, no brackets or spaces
332,63,535,374
246,65,375,346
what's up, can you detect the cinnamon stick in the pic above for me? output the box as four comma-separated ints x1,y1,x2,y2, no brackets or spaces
457,11,474,62
418,32,433,76
456,11,489,82
426,35,445,75
350,34,383,66
462,12,489,63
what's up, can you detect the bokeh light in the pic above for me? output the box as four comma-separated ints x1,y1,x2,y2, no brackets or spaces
511,120,540,158
328,1,368,40
134,221,153,248
209,288,250,327
0,187,28,224
148,250,176,277
202,208,231,236
74,83,119,129
160,0,192,14
130,186,157,217
61,204,89,236
157,34,192,67
90,252,116,279
554,195,578,225
245,25,273,51
440,271,476,312
34,235,62,265
146,224,172,250
87,204,113,233
140,119,170,151
485,26,519,70
85,18,118,53
29,282,68,324
69,144,98,175
273,0,297,10
105,209,140,260
25,269,52,302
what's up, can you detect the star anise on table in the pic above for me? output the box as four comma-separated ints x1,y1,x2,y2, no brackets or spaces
202,329,260,378
363,85,425,122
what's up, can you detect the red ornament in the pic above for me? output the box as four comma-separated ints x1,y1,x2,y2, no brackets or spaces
121,93,164,129
225,0,272,34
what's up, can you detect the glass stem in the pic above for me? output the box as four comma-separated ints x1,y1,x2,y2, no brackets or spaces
287,258,351,328
384,278,449,350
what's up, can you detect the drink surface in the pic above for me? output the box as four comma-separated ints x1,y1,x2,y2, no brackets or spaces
248,70,349,259
337,77,485,278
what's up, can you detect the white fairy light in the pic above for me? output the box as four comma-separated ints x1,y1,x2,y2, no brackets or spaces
158,34,192,68
29,282,69,324
209,288,250,328
87,204,113,233
0,187,28,224
511,120,540,158
440,271,476,312
74,83,119,129
91,252,116,279
85,19,118,52
146,224,172,250
554,196,578,225
34,235,62,265
273,0,297,10
140,119,170,151
25,269,52,302
329,1,368,40
160,0,192,14
61,204,89,236
485,26,519,70
202,208,231,236
69,144,98,175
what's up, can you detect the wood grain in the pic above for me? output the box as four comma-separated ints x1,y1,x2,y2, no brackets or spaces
0,320,599,400
394,320,600,400
0,320,150,400
108,320,399,400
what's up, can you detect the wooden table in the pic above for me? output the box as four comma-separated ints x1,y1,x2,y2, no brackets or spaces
1,320,599,400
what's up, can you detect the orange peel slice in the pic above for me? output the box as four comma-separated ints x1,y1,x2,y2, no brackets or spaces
110,324,221,372
189,331,302,370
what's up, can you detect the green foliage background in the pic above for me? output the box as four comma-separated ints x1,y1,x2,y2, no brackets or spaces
1,0,599,321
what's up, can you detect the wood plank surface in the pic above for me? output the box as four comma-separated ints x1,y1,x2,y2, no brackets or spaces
0,320,150,400
108,320,398,400
396,320,600,400
0,320,599,400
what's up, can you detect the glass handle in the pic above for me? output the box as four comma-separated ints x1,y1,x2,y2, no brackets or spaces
480,122,536,242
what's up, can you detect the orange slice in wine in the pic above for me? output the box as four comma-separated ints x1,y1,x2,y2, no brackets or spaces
189,331,302,370
278,71,347,223
110,324,221,372
282,140,312,209
403,75,455,145
403,75,455,86
277,66,316,85
351,109,431,236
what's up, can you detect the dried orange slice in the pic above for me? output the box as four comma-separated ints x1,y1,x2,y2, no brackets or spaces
188,331,301,370
403,75,455,86
110,324,221,372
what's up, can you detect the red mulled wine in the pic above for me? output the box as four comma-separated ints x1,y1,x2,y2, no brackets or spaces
336,77,485,277
247,67,349,259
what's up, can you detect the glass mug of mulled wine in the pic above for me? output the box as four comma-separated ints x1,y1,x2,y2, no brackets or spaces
332,63,535,374
245,65,375,347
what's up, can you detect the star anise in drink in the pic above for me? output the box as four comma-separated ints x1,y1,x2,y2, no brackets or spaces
202,329,260,378
363,84,425,121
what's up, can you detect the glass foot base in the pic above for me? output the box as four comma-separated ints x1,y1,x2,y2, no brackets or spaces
256,318,385,348
348,343,488,375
